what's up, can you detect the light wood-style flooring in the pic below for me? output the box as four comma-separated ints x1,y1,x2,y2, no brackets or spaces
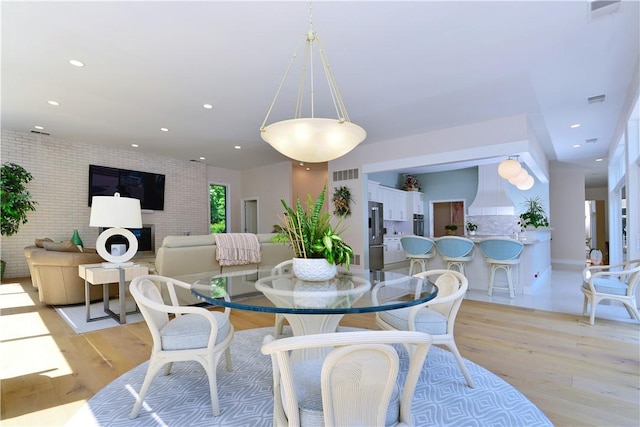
1,277,639,426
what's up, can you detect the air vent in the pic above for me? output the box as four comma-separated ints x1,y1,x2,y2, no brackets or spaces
30,130,50,136
587,94,606,104
589,0,621,20
332,168,359,181
586,138,598,144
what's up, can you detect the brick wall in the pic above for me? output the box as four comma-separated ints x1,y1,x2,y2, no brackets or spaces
1,129,209,279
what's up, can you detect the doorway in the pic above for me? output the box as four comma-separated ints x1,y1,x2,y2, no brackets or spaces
242,199,258,234
430,200,465,237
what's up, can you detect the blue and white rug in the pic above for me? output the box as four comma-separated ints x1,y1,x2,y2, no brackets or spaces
67,327,552,426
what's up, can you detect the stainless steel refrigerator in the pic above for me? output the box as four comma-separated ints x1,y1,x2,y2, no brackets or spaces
368,201,384,270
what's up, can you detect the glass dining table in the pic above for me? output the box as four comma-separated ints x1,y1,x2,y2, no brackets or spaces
190,267,437,361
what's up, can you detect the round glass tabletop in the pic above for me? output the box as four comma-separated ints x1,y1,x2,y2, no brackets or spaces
190,268,438,315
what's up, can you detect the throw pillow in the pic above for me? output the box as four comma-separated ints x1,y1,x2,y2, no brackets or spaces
43,241,82,253
35,238,54,248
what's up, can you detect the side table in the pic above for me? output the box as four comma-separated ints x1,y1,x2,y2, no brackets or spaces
79,263,148,324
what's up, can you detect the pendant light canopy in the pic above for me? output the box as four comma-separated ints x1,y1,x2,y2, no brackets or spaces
260,5,366,163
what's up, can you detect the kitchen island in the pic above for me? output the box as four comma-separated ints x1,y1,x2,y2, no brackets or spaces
428,230,551,296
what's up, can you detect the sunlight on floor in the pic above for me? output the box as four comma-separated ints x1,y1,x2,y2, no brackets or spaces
0,283,35,309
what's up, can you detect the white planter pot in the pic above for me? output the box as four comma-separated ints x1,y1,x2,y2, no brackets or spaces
292,257,337,282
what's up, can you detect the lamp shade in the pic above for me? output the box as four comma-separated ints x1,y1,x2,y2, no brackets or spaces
90,194,142,228
516,175,535,190
498,159,522,179
261,118,366,163
508,169,530,185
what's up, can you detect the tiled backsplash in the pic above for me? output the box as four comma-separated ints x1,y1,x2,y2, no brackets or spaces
466,215,521,236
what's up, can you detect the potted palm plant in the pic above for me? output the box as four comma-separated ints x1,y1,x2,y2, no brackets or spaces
1,163,38,278
272,185,353,281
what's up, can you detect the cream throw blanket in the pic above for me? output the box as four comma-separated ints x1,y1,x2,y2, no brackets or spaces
214,233,261,266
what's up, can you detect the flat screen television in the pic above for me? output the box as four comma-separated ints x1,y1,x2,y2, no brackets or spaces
88,165,165,211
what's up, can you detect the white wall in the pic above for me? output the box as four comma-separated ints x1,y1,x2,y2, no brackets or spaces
1,129,209,278
549,161,587,267
241,161,292,233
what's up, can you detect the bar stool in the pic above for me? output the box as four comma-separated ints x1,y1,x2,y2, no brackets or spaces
436,236,475,276
478,238,524,298
400,236,436,275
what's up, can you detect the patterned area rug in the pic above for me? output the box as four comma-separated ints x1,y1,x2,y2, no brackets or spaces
67,327,552,426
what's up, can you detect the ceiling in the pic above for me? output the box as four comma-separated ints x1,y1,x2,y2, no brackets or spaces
2,1,639,187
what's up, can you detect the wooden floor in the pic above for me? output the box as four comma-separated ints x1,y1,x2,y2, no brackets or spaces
1,277,639,426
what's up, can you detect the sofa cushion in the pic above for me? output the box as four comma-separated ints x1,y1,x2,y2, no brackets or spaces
35,238,54,248
161,234,217,248
43,241,81,253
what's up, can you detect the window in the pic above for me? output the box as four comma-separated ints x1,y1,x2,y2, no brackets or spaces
210,184,227,233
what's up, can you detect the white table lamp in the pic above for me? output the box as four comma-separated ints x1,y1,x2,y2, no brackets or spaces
90,193,142,268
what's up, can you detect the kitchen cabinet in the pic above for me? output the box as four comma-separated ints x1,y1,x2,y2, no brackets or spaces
384,236,405,264
378,187,408,221
407,191,424,215
367,180,380,202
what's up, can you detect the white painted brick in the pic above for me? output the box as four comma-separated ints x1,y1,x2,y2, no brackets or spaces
1,129,209,279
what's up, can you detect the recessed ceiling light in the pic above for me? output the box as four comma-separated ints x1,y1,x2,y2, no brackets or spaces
306,167,311,171
69,59,84,67
203,104,213,109
160,128,169,132
595,158,604,162
234,145,241,150
199,156,205,160
572,144,581,148
48,100,60,106
34,125,44,130
299,162,304,166
570,123,581,128
131,144,139,148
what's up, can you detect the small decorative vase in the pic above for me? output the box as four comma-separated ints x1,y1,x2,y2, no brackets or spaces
589,249,603,265
468,230,476,236
71,229,83,249
292,258,337,282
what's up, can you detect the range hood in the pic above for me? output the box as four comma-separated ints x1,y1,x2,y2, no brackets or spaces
468,164,515,216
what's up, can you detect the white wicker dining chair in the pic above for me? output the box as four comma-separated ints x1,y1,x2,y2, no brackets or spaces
261,330,432,427
373,269,474,388
581,258,640,325
128,275,234,419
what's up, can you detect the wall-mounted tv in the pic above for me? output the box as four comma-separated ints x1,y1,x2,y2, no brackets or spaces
89,165,165,211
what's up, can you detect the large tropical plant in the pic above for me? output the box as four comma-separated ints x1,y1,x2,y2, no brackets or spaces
272,185,353,268
1,163,37,237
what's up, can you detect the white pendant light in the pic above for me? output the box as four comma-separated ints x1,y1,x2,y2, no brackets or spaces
498,158,522,179
516,174,535,190
508,168,530,185
260,4,366,163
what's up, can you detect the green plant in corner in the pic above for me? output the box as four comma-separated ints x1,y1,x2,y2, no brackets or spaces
272,185,354,269
1,163,38,278
518,196,549,229
445,224,458,231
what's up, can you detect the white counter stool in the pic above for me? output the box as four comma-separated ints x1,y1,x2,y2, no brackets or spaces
436,236,475,276
400,236,436,275
478,238,524,298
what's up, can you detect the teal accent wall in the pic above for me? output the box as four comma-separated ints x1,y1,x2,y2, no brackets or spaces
420,167,478,212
